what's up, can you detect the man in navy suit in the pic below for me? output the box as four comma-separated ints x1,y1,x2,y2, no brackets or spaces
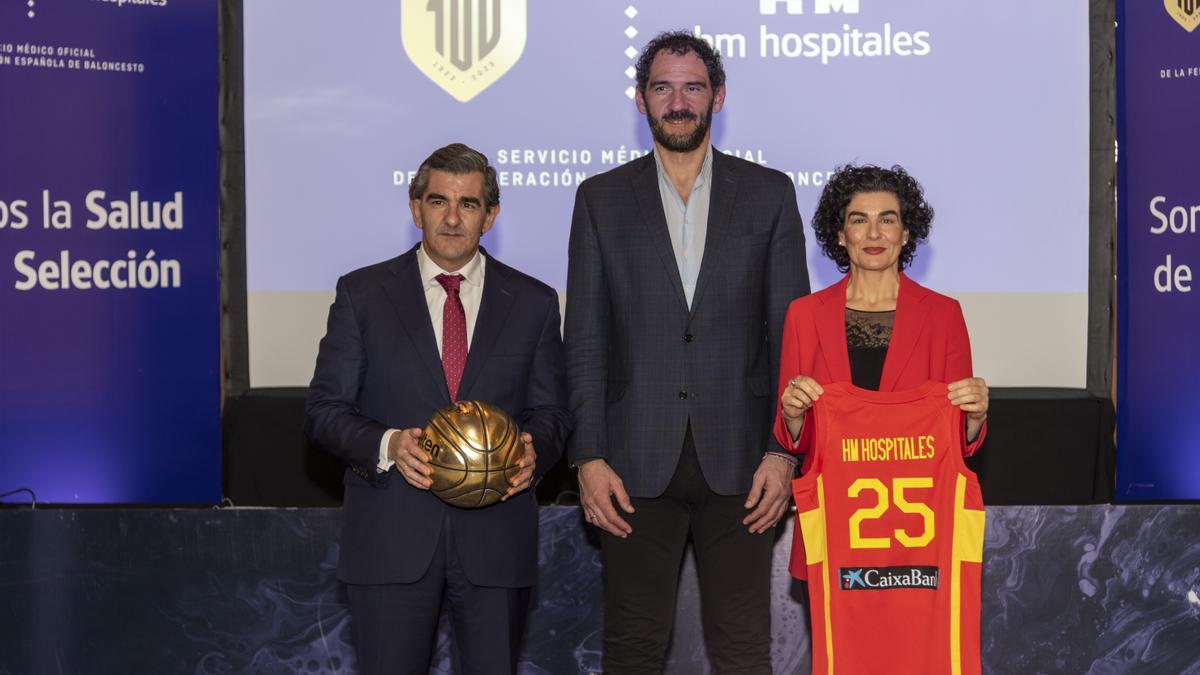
305,143,570,675
565,33,810,673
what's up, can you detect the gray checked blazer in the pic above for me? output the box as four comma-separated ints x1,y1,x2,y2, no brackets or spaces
564,149,810,497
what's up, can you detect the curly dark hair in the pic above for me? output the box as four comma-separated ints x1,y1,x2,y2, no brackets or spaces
635,31,725,93
812,164,934,272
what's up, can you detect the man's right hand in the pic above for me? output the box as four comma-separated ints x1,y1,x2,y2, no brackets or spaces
578,459,635,538
389,428,433,489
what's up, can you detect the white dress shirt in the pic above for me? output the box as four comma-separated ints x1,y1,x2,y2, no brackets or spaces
654,145,713,308
377,245,487,471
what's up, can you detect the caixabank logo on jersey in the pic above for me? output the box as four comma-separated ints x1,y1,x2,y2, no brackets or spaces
402,0,527,102
840,566,939,590
1166,0,1200,32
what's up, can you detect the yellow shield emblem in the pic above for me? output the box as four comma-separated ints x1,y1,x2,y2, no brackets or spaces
1165,0,1200,32
402,0,527,102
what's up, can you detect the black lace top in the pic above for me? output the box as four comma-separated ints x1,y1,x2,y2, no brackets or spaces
846,308,895,391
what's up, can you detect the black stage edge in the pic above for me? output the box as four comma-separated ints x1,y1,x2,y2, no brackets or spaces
224,387,1114,508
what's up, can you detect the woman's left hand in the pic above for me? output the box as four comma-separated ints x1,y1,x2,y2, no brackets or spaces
948,378,989,442
947,377,989,421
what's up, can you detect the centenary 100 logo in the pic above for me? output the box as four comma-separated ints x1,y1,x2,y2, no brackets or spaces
1166,0,1200,32
402,0,527,102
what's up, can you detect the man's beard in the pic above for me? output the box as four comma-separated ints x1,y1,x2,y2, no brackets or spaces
647,104,713,153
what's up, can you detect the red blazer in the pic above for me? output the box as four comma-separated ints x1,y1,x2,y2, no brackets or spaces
773,273,988,578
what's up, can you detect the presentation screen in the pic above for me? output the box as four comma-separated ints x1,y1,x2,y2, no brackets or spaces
245,0,1089,389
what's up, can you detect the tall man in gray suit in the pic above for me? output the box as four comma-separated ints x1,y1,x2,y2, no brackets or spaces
565,32,810,673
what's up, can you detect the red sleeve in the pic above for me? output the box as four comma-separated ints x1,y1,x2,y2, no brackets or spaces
774,300,815,457
945,300,987,456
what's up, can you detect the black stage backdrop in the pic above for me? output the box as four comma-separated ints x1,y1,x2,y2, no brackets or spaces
223,387,1115,508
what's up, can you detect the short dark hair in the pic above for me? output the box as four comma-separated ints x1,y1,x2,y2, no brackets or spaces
812,164,934,272
408,143,500,209
635,31,726,93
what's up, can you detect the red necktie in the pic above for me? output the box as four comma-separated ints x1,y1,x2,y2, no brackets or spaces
435,273,467,401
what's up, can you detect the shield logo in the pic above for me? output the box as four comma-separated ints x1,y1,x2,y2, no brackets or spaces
402,0,527,102
1165,0,1200,32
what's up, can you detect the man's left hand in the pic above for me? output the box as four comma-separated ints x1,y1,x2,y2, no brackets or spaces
743,454,794,534
502,432,537,501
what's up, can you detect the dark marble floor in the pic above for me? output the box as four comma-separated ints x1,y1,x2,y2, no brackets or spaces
1,505,1197,674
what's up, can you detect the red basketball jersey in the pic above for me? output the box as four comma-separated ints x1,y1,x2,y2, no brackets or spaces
792,381,984,675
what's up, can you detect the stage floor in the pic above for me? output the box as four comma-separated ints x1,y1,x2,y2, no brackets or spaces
1,505,1197,674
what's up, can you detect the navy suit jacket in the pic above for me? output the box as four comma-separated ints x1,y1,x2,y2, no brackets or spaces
564,150,810,497
304,245,570,588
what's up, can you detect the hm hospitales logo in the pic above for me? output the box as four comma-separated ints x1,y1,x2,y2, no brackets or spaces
402,0,527,102
1166,0,1199,32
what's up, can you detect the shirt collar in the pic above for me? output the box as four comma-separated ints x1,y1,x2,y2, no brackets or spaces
417,244,485,288
653,144,714,192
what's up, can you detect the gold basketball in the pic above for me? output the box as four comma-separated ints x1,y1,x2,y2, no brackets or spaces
421,400,524,508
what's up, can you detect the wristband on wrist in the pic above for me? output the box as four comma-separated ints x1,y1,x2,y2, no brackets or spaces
764,450,799,467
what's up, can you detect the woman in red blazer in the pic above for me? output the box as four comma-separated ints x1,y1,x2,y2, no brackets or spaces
773,165,989,578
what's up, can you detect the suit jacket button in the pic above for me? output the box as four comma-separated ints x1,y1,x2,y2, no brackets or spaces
683,333,694,342
678,390,688,399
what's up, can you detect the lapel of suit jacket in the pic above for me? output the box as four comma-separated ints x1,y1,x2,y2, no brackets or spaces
382,246,449,399
689,148,737,318
631,153,689,312
456,251,514,401
816,275,853,383
879,272,932,391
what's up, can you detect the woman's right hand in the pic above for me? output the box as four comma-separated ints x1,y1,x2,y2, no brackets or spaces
781,375,823,422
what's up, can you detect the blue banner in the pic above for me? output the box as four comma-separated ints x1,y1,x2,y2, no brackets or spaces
1116,1,1200,500
0,1,220,503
